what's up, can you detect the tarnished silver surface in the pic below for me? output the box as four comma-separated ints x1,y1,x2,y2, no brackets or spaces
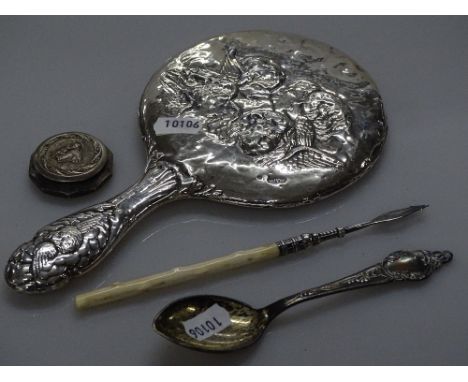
5,30,387,293
31,132,109,182
29,132,113,196
154,250,453,352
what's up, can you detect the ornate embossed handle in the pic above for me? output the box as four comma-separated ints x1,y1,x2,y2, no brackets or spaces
265,250,453,319
5,161,188,293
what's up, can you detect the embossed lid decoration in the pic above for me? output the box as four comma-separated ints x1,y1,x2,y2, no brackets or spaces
29,132,113,197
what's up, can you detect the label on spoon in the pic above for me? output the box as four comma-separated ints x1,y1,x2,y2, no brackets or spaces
153,117,202,135
182,303,231,341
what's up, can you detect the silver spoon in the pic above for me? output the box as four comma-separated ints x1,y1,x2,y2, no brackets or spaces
154,249,452,352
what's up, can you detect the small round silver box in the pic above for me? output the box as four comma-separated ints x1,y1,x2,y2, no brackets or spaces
29,132,113,197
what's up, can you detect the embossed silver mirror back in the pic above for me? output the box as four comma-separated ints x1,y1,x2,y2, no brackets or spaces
6,31,388,294
140,31,387,206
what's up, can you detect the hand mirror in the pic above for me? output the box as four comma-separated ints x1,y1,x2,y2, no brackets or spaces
5,31,387,293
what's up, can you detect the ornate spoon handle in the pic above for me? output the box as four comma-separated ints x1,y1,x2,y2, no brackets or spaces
264,250,453,320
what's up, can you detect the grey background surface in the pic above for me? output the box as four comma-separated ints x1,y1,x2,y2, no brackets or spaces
0,16,467,365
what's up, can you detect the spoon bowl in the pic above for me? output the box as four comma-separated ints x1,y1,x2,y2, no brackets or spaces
154,295,269,352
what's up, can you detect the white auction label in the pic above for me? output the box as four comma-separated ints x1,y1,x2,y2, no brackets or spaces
153,117,201,135
182,304,231,341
